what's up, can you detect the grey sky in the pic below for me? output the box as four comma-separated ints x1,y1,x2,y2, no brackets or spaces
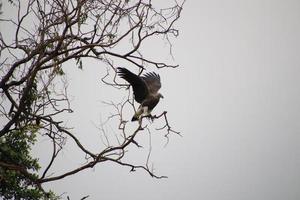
42,0,300,199
2,0,300,199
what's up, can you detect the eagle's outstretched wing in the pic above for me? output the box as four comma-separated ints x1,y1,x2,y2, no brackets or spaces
142,72,161,95
117,67,148,103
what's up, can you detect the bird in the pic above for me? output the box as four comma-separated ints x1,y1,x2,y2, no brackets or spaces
117,67,163,121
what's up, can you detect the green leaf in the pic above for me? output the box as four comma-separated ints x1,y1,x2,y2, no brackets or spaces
0,129,56,199
76,58,83,70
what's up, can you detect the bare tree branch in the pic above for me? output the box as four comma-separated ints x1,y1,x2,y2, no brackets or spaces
0,0,185,196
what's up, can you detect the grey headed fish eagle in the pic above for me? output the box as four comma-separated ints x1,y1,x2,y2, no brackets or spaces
117,67,163,121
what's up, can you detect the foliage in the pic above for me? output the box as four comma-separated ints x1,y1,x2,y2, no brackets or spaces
0,128,56,199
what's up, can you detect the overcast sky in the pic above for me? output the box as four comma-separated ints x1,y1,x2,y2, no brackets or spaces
2,0,300,199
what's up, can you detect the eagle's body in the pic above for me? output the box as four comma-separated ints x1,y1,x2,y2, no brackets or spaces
117,67,163,121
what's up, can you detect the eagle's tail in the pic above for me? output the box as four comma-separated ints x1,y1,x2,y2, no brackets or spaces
131,106,148,121
131,115,138,121
131,109,142,121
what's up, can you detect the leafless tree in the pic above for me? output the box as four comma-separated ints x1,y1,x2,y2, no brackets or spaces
0,0,184,196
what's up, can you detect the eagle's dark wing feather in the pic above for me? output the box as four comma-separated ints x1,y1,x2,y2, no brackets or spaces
117,67,148,103
142,72,161,95
141,96,160,111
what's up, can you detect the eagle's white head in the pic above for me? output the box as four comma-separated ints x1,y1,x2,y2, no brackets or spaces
158,93,164,99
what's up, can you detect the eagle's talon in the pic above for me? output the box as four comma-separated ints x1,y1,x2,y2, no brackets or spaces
147,115,155,122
